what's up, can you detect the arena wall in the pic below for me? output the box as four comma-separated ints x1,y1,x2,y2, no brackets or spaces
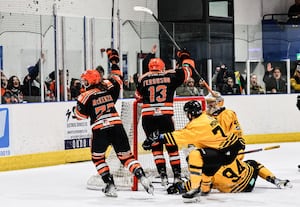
0,94,299,171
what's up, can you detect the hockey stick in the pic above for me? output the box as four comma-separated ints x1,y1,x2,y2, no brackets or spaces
238,145,280,155
111,0,115,49
133,6,214,95
133,6,181,50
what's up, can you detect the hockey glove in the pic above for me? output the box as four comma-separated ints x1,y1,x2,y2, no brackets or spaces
142,138,153,151
111,64,123,77
297,95,300,111
177,49,190,62
167,181,186,194
142,130,164,150
106,48,119,63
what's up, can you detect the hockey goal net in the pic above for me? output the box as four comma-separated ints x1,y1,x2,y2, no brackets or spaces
87,96,206,191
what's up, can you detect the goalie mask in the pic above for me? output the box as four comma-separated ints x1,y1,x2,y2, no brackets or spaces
81,69,101,89
183,100,202,121
205,91,224,116
148,58,165,71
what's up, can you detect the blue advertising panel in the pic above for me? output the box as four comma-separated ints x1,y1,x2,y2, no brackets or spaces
0,108,10,155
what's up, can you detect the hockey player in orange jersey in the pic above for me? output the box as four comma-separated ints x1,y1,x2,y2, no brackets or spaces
144,100,245,202
73,57,154,197
136,55,195,187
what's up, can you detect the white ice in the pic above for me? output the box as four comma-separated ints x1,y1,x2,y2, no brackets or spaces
0,142,299,207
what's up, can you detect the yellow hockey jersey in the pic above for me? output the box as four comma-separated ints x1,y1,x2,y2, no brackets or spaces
212,158,255,193
163,113,239,151
212,107,243,138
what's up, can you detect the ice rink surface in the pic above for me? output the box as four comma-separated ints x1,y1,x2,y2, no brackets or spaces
1,142,299,207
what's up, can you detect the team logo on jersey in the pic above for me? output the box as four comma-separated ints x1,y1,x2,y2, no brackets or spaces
154,107,162,115
0,108,9,148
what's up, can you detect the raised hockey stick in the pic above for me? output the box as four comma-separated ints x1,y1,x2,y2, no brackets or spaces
133,6,181,50
238,145,280,155
133,6,214,95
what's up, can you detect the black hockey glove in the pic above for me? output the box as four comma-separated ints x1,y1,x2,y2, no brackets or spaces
142,130,164,150
297,95,300,111
167,181,186,194
142,138,153,151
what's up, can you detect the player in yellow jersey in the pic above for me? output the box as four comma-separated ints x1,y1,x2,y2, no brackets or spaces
144,100,245,202
167,157,292,195
205,91,243,139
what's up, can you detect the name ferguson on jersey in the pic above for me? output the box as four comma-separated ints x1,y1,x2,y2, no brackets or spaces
143,77,171,86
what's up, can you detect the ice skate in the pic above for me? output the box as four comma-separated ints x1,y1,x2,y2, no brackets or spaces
160,173,169,188
140,176,154,195
102,174,117,197
182,188,201,203
102,182,117,197
274,178,292,189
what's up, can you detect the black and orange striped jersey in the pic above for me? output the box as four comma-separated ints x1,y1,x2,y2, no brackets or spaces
163,113,239,151
74,76,122,130
212,158,256,193
212,107,243,138
136,66,192,117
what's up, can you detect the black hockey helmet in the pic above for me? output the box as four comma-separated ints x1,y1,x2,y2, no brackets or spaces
183,100,202,120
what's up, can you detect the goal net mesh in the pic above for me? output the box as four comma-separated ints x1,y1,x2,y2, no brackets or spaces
87,96,206,191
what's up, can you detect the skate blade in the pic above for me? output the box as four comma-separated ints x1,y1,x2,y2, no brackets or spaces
104,192,118,197
183,196,201,203
146,185,154,195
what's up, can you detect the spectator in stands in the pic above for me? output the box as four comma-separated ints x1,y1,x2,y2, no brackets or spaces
123,75,136,98
291,62,300,93
216,64,235,92
48,70,70,101
70,78,81,100
6,75,24,103
288,0,300,24
221,77,241,95
21,55,45,97
263,65,287,94
96,65,105,77
250,73,265,94
1,71,10,104
176,77,201,96
212,66,221,90
234,71,246,94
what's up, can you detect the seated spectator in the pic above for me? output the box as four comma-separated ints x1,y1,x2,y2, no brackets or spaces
291,62,300,93
70,78,81,100
250,73,265,94
6,75,24,103
48,70,70,101
1,71,10,104
288,0,300,24
221,77,241,95
176,77,201,96
263,65,287,94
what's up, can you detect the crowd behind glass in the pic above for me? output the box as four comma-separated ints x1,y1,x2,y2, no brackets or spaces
1,10,300,104
1,58,300,104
